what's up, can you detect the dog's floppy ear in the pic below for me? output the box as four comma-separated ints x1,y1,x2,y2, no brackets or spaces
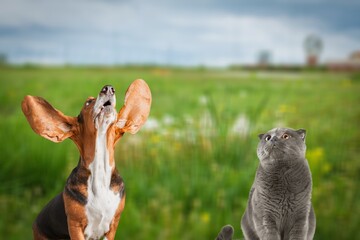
116,79,152,134
22,95,77,143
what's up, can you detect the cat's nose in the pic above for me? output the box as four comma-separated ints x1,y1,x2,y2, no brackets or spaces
271,136,278,142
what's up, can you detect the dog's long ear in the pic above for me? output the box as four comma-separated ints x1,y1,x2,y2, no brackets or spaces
22,95,77,143
116,79,152,134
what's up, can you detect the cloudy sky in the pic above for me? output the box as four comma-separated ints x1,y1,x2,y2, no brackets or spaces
1,0,359,66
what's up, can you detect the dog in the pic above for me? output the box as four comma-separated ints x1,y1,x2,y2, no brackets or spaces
22,80,151,239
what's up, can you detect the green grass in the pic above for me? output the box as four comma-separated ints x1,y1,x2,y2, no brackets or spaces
0,66,359,239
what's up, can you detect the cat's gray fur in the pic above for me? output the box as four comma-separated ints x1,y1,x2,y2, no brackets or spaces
215,225,234,240
241,128,316,240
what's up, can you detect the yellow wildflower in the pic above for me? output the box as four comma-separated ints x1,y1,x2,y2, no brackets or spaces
278,104,296,114
200,212,210,224
307,147,331,174
340,79,352,88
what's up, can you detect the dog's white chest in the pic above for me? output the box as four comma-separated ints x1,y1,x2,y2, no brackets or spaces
84,134,121,240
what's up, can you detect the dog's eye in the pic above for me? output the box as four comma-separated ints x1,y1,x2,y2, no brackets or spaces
282,134,290,139
85,99,93,106
265,135,271,141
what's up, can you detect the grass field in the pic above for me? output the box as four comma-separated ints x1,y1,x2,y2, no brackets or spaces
0,66,359,239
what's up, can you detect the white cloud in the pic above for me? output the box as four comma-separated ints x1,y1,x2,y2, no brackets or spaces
0,0,359,66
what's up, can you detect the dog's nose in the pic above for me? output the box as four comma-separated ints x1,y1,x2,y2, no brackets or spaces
101,85,115,95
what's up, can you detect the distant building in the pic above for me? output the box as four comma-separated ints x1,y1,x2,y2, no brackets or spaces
350,51,360,61
304,35,323,66
326,50,360,71
257,50,271,68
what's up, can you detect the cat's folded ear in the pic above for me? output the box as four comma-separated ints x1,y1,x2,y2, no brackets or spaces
258,133,264,140
296,129,306,141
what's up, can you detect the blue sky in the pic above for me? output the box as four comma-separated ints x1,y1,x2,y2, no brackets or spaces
0,0,359,66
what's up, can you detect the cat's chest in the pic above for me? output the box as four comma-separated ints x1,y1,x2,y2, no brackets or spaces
258,164,311,192
256,174,311,215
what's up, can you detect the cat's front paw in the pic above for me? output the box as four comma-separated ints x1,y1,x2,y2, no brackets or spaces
215,225,234,240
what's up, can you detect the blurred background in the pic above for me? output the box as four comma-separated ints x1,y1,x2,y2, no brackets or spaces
0,0,359,239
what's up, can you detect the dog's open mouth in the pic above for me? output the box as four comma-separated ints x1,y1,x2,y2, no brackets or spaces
93,96,116,122
100,100,112,111
98,98,114,114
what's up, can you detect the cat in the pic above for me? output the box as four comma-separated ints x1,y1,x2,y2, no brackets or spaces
241,128,316,240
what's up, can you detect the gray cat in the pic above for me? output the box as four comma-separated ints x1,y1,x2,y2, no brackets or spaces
241,128,316,240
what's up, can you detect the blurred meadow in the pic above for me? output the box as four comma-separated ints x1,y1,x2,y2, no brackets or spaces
0,66,359,239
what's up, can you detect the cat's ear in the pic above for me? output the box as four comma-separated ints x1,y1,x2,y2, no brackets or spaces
258,133,264,140
296,129,306,141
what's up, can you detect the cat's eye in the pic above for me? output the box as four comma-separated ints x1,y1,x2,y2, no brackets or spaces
282,134,290,139
265,135,271,141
